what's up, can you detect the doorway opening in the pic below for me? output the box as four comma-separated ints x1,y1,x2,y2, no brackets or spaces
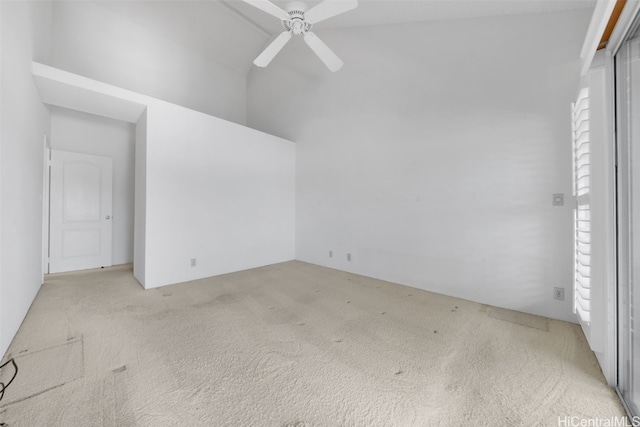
43,107,136,275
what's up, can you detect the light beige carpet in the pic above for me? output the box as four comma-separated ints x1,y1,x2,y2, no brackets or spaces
0,261,626,426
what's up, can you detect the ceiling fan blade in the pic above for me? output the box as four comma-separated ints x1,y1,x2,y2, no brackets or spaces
241,0,289,20
305,0,358,24
254,31,292,67
303,32,343,72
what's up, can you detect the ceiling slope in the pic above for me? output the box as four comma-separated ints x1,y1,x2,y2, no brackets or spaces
225,0,596,35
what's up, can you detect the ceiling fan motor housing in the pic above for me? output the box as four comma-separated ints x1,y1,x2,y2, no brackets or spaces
282,2,311,35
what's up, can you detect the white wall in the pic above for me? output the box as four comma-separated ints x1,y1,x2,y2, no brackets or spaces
50,0,265,125
0,0,52,357
50,107,135,266
31,63,297,291
248,9,592,322
143,101,296,288
134,111,147,286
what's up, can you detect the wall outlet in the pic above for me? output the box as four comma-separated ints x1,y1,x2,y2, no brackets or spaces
329,250,333,258
553,287,564,301
190,258,197,267
552,193,564,206
347,253,351,261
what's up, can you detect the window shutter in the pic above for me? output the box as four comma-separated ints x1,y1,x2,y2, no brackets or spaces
572,87,591,326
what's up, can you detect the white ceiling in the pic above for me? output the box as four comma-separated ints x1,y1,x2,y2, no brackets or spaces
70,0,595,76
223,0,597,36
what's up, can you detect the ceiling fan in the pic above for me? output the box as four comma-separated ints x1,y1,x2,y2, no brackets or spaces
242,0,358,72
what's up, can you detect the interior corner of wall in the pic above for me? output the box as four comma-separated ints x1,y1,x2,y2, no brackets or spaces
133,108,148,290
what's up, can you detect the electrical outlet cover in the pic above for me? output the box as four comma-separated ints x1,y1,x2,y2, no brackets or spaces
553,287,564,301
552,193,564,206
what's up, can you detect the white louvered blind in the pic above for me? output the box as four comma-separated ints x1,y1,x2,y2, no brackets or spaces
572,87,591,326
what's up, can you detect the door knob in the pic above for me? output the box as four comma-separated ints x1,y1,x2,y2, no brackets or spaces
105,215,111,220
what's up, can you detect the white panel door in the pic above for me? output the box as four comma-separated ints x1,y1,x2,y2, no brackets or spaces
49,150,113,273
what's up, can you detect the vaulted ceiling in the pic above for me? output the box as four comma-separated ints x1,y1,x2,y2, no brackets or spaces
69,0,596,76
224,0,596,35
